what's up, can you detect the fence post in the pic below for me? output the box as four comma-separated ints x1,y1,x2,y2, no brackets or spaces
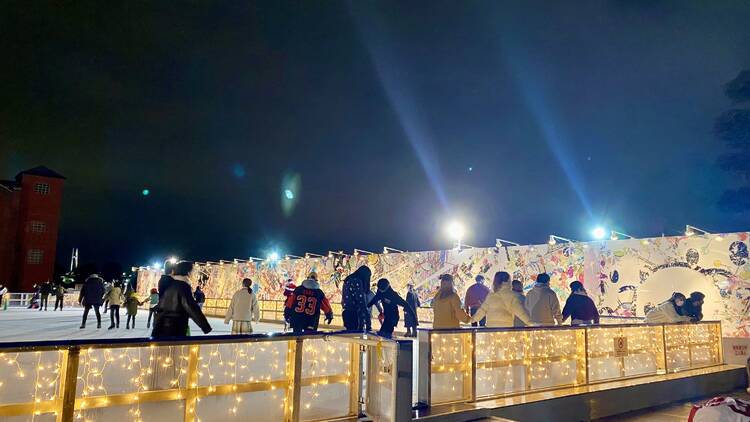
285,338,303,422
417,330,431,406
183,345,200,422
57,346,80,422
394,339,413,422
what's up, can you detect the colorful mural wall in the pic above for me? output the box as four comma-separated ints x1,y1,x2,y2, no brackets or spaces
137,232,750,337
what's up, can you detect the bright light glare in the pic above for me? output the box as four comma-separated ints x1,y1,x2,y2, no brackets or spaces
168,257,178,264
445,221,465,241
267,252,280,262
591,227,606,240
152,262,162,270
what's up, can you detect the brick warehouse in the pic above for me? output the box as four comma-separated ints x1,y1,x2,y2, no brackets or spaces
0,166,65,292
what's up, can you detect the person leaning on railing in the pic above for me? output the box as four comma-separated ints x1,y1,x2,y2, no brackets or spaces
431,274,471,329
561,281,600,325
644,292,692,324
470,271,533,328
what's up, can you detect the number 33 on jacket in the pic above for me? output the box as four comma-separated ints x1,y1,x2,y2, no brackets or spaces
284,272,334,333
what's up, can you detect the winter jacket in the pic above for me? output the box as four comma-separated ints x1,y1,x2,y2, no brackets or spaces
464,283,490,309
432,291,470,329
79,276,105,306
157,275,173,299
40,283,52,296
225,288,260,324
368,288,416,326
284,278,333,331
472,283,533,328
152,276,212,337
644,301,691,324
104,286,124,306
194,289,205,304
525,283,563,325
405,291,420,327
148,293,159,308
54,285,65,298
562,292,600,324
125,292,141,314
342,275,368,325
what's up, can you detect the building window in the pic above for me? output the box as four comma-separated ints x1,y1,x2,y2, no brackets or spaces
30,221,47,233
27,249,44,265
34,183,50,194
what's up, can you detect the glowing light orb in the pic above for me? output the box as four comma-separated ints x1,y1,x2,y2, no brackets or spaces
284,189,294,200
592,227,606,240
142,189,150,196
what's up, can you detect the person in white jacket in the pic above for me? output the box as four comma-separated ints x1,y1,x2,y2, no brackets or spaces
645,292,691,324
471,271,534,328
225,278,260,334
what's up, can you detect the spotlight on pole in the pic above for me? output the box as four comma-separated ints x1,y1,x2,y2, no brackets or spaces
685,225,710,237
610,230,634,241
591,227,607,240
267,251,280,262
548,234,576,246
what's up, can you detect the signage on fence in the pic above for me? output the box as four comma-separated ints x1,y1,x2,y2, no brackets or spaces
614,337,628,357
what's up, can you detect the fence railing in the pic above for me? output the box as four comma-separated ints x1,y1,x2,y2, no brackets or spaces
417,321,723,406
0,332,412,422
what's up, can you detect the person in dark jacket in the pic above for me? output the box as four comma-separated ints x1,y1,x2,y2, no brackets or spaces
284,272,334,334
404,283,420,337
53,283,65,310
683,291,705,322
151,261,212,338
561,281,600,325
368,278,417,338
194,286,206,309
341,266,371,331
79,275,105,329
157,260,178,299
39,281,52,311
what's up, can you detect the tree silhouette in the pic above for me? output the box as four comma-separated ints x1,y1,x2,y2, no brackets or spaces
716,70,750,212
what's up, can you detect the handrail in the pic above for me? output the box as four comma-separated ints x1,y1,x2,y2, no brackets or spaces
420,319,719,333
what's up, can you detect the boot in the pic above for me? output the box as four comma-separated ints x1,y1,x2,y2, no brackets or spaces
97,323,101,329
79,325,85,329
108,325,115,330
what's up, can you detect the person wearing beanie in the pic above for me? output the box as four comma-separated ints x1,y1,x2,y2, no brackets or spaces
284,272,334,333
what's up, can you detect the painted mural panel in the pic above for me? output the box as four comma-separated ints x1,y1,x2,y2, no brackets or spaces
136,232,750,337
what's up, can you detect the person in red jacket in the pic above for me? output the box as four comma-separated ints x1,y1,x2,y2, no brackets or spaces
284,272,333,333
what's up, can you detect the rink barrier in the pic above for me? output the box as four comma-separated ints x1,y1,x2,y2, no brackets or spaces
417,321,723,406
0,331,412,422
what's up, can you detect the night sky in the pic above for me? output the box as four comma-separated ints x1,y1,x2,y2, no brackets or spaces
2,1,750,268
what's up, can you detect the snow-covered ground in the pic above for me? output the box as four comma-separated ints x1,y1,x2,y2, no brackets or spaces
0,307,287,342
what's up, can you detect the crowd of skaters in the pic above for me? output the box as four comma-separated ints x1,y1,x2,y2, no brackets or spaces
12,260,704,340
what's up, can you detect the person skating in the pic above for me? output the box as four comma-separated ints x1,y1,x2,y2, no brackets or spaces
79,274,105,329
53,283,65,310
124,289,146,329
194,286,206,310
368,278,417,338
464,275,490,327
146,288,159,328
341,266,371,331
365,283,383,332
404,283,420,337
283,272,333,334
0,284,8,311
224,278,260,334
39,281,52,311
645,292,692,323
432,274,471,329
561,281,600,325
151,261,212,337
102,281,112,314
525,273,563,326
471,272,533,328
104,282,125,329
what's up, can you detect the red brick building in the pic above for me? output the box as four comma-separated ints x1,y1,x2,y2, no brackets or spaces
0,166,65,292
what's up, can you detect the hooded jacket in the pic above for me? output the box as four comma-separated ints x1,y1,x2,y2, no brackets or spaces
284,278,333,331
103,286,124,306
225,288,260,324
342,266,371,323
525,283,563,325
152,276,212,337
432,291,470,329
644,300,691,324
79,276,105,306
471,283,533,328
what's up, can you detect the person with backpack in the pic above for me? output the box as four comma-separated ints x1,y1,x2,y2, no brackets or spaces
284,272,334,334
341,266,371,331
53,283,65,311
224,278,260,334
79,275,105,329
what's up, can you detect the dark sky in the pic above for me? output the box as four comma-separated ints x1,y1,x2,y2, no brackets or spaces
2,1,750,268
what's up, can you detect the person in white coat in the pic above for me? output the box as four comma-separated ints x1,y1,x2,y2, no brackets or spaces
471,271,534,328
225,278,260,334
645,292,691,324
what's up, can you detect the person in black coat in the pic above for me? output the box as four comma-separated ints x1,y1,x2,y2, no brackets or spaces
151,261,212,338
368,278,417,338
79,275,105,329
683,291,705,322
194,286,206,309
404,283,420,337
39,281,53,311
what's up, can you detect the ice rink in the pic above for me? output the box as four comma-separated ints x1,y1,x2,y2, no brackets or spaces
0,307,287,342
